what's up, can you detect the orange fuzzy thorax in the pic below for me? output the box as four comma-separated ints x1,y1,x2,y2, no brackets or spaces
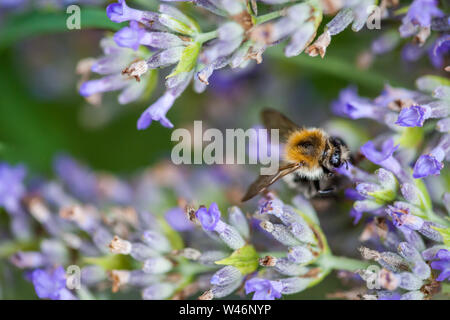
284,129,326,168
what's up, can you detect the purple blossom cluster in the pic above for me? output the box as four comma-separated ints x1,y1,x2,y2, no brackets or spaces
332,76,449,299
78,0,440,131
0,154,376,300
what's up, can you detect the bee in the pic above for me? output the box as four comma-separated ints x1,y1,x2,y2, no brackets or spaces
242,108,350,201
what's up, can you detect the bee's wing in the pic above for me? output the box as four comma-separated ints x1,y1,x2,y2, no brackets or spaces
241,162,303,202
261,108,302,143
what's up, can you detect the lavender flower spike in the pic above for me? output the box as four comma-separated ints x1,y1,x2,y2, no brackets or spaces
413,134,450,178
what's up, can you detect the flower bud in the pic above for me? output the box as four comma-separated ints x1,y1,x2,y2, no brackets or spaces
142,283,174,300
326,8,353,35
143,256,173,274
418,222,444,242
437,117,450,133
142,230,171,253
422,245,446,260
400,183,426,208
273,258,309,276
198,250,229,265
260,221,301,246
130,243,158,261
210,266,242,286
287,246,314,264
210,278,242,298
401,290,424,300
147,47,184,69
398,272,423,291
289,222,316,244
228,206,249,238
214,221,245,250
280,277,312,294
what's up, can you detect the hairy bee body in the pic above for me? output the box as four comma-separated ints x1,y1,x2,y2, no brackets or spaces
242,110,351,202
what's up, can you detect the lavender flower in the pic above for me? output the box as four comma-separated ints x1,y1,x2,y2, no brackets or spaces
429,35,450,69
395,105,429,127
79,37,152,105
430,249,450,281
331,86,386,121
32,266,77,300
400,0,444,33
0,162,26,213
413,134,449,178
245,278,283,300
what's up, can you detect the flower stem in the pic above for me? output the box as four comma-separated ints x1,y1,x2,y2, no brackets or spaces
317,254,370,271
254,10,284,25
195,30,219,44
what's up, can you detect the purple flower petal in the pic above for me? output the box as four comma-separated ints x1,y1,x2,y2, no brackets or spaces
395,105,428,127
114,21,146,51
195,203,221,231
165,207,194,231
245,278,283,300
360,139,399,165
413,154,443,178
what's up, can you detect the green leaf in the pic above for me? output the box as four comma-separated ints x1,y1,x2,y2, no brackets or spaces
0,8,124,50
167,42,201,78
215,244,259,275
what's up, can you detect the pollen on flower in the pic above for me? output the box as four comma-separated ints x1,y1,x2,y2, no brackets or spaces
259,255,277,267
122,60,148,82
379,268,399,291
305,31,331,58
231,11,254,31
260,220,274,233
250,24,275,45
109,235,132,254
109,270,130,293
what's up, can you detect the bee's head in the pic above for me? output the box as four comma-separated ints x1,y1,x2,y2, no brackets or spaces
327,136,350,169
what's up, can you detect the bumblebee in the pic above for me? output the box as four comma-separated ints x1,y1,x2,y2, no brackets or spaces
242,109,350,201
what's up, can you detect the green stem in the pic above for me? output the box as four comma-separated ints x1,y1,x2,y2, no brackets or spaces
195,30,219,44
254,10,284,25
318,254,370,271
